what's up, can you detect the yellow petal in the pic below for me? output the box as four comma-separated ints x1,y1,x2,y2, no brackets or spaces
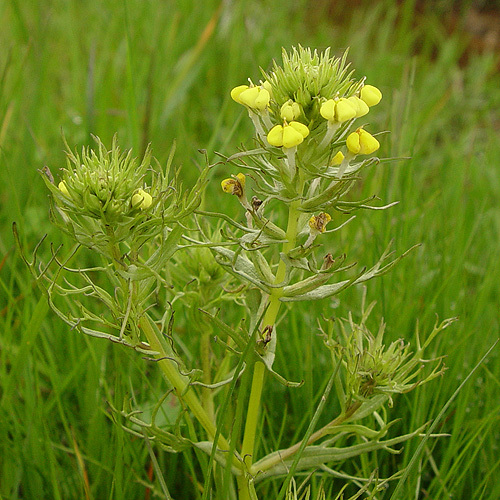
235,173,246,188
320,99,336,121
308,212,332,233
238,86,260,108
253,88,270,110
58,181,69,196
262,80,272,95
221,175,245,196
280,100,301,121
346,131,361,154
289,121,309,138
221,178,236,193
360,85,382,107
335,98,357,123
132,189,152,210
331,151,344,166
230,85,249,104
358,129,380,154
282,124,305,148
348,96,369,117
267,124,284,147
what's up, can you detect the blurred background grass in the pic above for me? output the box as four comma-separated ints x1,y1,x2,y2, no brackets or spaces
1,0,499,498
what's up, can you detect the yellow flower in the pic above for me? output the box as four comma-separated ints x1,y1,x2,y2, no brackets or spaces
360,85,382,107
131,188,153,210
331,151,344,166
231,85,270,111
346,128,380,155
320,98,357,123
267,121,309,148
221,173,246,197
309,212,332,233
58,181,69,196
335,98,357,122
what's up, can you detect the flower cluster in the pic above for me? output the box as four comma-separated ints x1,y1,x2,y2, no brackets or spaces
54,137,155,224
319,306,452,418
41,137,205,261
221,46,386,259
229,46,382,183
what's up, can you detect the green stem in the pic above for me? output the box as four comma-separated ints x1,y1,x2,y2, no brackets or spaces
251,402,362,475
240,188,304,470
236,475,255,500
141,314,232,453
201,329,215,422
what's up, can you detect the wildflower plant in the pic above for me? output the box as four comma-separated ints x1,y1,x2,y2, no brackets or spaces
16,47,455,500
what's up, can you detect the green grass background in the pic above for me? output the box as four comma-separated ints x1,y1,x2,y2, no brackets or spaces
1,0,499,498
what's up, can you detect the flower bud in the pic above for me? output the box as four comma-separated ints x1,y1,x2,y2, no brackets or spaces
360,85,382,107
280,100,301,121
262,80,272,95
131,188,153,210
330,151,344,166
346,128,380,155
58,181,69,196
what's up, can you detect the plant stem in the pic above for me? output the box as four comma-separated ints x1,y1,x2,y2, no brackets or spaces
251,402,362,475
201,329,215,422
141,314,233,454
240,179,304,478
236,475,255,500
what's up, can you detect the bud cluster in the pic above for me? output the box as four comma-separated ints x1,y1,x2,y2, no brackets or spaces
320,306,452,415
41,137,201,261
55,137,155,224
